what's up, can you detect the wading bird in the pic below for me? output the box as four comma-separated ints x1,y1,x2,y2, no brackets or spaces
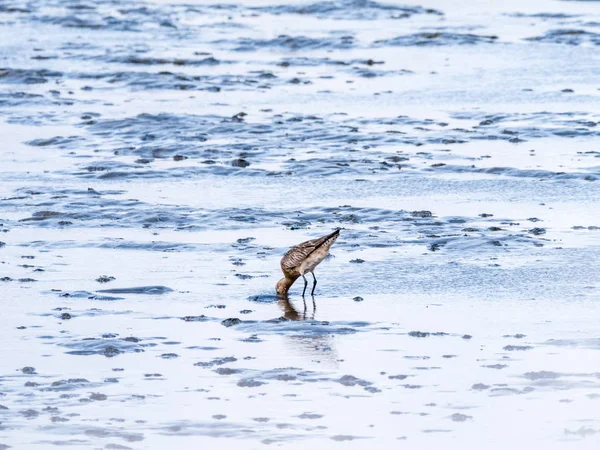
276,229,340,297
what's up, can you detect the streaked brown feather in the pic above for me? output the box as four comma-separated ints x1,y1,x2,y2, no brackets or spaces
281,230,339,271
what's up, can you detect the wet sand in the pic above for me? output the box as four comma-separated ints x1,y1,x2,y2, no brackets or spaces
1,0,600,448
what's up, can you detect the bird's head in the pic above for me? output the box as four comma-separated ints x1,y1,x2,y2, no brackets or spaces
276,275,297,296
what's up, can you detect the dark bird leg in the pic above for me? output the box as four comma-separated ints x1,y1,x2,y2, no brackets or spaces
301,274,308,297
311,272,318,296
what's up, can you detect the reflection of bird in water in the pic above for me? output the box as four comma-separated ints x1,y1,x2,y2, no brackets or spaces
278,296,315,321
277,296,339,368
276,229,340,297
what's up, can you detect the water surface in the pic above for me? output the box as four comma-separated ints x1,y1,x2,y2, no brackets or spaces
1,0,600,448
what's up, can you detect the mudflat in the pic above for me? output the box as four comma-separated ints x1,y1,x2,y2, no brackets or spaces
1,0,599,448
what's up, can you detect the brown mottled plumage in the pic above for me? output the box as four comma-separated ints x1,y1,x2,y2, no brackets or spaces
276,229,340,296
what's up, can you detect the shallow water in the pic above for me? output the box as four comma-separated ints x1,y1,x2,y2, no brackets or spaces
1,0,600,448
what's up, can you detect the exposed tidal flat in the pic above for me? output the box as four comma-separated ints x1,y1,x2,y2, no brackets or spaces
1,0,600,448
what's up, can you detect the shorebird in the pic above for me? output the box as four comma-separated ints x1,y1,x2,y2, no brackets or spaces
276,229,340,297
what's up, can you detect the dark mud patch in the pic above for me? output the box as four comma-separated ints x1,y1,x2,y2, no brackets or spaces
526,29,600,45
0,68,63,84
221,318,242,327
508,12,581,19
408,331,450,338
374,32,498,46
58,335,154,357
237,379,266,387
523,371,563,380
253,1,442,20
449,413,472,422
181,315,208,322
223,35,356,52
82,428,144,442
96,286,173,295
108,55,223,67
503,345,533,351
53,290,124,301
248,294,280,303
96,275,116,283
331,435,364,441
338,375,372,387
194,356,237,368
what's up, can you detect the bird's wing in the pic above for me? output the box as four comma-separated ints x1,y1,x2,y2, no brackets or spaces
281,235,329,271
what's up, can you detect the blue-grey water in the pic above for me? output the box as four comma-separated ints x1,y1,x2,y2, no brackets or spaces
1,0,600,448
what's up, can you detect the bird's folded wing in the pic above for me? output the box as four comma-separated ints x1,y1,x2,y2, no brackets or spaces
281,236,327,270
